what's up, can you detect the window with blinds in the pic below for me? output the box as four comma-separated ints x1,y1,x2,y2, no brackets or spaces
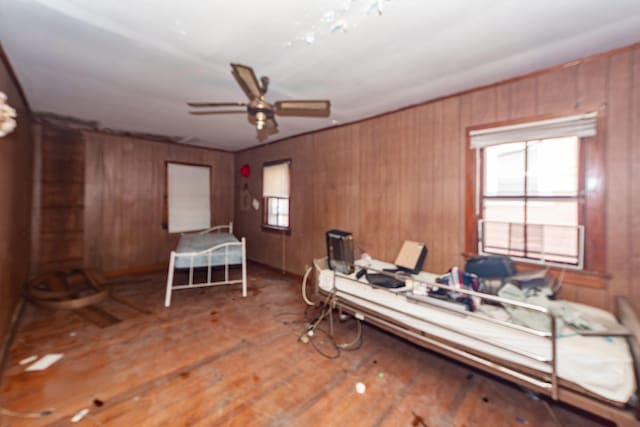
167,163,211,233
470,113,598,269
262,160,291,230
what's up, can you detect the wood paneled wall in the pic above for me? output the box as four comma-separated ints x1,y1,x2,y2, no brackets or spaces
0,53,33,346
33,126,85,272
83,131,234,271
235,44,640,312
32,128,235,273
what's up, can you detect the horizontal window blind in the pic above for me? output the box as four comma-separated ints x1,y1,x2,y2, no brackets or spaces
470,112,597,149
263,161,290,198
168,163,211,233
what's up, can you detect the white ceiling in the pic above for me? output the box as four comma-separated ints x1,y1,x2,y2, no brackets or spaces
1,0,640,151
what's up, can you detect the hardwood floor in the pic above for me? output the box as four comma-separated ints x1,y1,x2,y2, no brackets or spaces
0,264,614,426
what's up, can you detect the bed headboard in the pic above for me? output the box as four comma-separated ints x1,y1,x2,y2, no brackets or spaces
617,296,640,417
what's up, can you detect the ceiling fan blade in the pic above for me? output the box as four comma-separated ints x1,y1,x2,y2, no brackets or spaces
231,63,263,100
274,100,331,117
189,110,246,115
187,102,247,108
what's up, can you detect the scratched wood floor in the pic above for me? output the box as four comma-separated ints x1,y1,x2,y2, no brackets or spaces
0,263,614,427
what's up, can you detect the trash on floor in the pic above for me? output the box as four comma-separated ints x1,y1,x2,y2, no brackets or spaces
19,355,38,365
71,408,89,423
355,382,366,394
25,354,63,372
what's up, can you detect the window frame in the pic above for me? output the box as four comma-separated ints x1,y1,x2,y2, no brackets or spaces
162,161,212,233
262,159,292,233
465,114,607,288
478,138,583,268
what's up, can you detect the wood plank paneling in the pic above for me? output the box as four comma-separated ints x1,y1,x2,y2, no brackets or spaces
235,44,640,312
606,51,632,302
82,131,235,272
0,50,33,349
36,126,84,272
630,47,640,311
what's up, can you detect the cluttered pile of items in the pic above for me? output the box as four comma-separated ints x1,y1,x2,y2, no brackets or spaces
323,229,616,334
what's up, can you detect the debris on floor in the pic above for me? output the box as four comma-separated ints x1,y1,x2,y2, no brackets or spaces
71,408,90,423
25,353,63,372
355,382,366,394
411,410,428,427
19,355,38,365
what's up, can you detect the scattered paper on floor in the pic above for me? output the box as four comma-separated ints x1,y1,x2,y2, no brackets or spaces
25,353,63,371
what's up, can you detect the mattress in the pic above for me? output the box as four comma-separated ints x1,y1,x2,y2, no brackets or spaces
318,259,635,405
174,232,242,268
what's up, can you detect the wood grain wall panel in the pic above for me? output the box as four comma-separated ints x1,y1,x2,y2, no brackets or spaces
536,66,578,115
605,52,632,301
441,97,463,269
416,104,436,271
509,78,537,119
0,53,33,348
36,127,85,272
79,132,234,272
312,127,359,253
41,182,83,208
459,94,473,259
470,87,497,125
233,44,638,311
396,110,420,258
577,57,608,274
630,47,640,310
577,57,608,111
496,84,511,120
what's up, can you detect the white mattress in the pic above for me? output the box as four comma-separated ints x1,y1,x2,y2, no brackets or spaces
318,260,635,404
174,232,242,268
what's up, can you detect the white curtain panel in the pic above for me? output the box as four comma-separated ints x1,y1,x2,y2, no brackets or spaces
168,163,211,233
470,112,597,149
263,162,290,198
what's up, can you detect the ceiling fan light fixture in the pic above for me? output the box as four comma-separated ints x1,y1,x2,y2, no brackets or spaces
255,111,266,130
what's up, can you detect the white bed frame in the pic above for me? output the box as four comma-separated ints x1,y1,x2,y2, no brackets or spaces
165,222,247,307
313,257,640,427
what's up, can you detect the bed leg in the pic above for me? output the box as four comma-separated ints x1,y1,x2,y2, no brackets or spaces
241,237,247,297
165,252,176,307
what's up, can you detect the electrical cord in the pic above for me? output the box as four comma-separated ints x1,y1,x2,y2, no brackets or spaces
299,288,364,358
0,407,54,418
301,266,315,306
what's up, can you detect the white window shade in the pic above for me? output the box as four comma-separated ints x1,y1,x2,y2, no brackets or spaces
470,112,597,149
168,163,211,233
263,162,290,198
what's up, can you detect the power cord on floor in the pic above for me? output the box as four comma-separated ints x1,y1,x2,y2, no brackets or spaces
298,289,364,359
0,407,54,418
301,266,315,306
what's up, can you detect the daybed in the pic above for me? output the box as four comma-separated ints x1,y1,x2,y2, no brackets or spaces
165,222,247,307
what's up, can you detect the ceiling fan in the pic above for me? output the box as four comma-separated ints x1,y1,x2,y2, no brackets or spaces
188,63,331,141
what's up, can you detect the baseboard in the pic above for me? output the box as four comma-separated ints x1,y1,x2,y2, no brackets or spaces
0,297,25,376
246,258,304,281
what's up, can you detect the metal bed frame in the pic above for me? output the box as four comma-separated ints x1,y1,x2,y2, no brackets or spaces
164,222,247,307
313,257,640,426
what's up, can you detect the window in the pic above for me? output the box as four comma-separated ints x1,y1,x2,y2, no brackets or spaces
262,160,291,230
165,162,211,233
467,113,602,271
480,137,581,266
